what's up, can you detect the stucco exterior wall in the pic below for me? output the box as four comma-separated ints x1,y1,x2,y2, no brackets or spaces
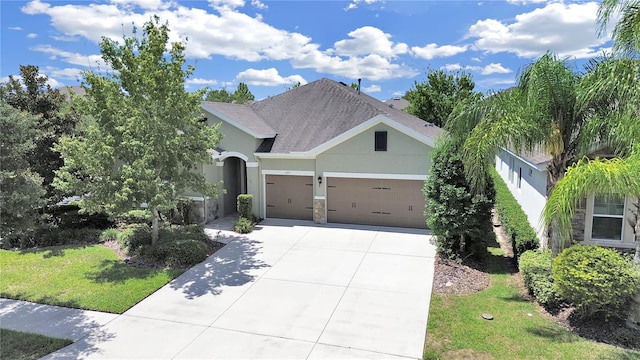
208,117,261,162
495,151,547,242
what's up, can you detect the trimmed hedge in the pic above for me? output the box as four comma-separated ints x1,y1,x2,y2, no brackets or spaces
145,239,209,267
553,245,640,320
490,169,539,258
237,194,253,220
519,249,561,306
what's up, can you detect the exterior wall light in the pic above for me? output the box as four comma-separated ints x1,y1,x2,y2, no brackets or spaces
317,176,323,185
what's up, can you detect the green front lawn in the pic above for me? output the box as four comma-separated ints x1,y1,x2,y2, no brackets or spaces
424,247,640,360
0,329,72,360
0,244,183,313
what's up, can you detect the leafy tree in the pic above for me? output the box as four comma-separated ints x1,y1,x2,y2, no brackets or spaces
598,0,640,55
205,88,232,103
205,82,254,104
54,17,222,244
424,139,495,260
0,102,46,244
0,65,78,202
285,81,301,91
405,69,479,128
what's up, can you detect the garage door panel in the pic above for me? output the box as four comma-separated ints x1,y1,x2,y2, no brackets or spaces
266,175,313,220
327,178,426,229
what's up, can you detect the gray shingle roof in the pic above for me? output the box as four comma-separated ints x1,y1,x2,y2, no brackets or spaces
202,101,276,138
204,78,445,153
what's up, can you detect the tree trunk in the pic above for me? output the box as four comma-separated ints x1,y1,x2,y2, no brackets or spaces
546,154,570,257
151,206,159,245
634,226,639,266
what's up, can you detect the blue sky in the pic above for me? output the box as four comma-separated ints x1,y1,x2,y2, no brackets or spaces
0,0,613,101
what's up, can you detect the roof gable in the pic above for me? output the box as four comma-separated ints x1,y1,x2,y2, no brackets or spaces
202,78,445,154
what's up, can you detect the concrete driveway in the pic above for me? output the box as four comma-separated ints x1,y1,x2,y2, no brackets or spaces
44,219,436,359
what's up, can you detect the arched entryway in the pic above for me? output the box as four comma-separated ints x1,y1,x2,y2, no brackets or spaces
223,156,247,215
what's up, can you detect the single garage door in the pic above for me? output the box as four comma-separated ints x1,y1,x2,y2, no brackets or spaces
327,178,426,228
265,175,313,220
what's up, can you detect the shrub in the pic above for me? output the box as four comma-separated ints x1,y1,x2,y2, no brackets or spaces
237,194,253,220
424,140,495,261
146,239,209,267
553,245,640,320
114,210,152,224
117,224,151,253
234,217,254,234
99,228,119,242
519,249,561,306
490,169,539,258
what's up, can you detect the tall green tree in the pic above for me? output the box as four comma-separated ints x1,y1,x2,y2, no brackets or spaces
424,139,495,260
405,69,479,128
54,17,221,244
0,102,46,244
0,65,78,202
598,0,640,55
204,82,254,104
543,56,640,262
233,82,254,104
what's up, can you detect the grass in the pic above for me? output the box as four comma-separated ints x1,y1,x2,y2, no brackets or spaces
0,244,183,313
423,245,640,360
0,329,72,360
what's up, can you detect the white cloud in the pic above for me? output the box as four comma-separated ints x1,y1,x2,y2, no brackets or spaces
481,63,512,75
235,68,307,87
9,26,23,31
27,33,38,39
186,78,219,86
1,74,62,88
392,90,404,97
251,0,267,9
440,62,512,75
363,84,381,93
467,2,608,59
44,66,83,79
411,43,468,60
31,44,104,67
21,0,418,82
506,0,548,4
332,26,409,59
344,0,383,11
476,77,517,89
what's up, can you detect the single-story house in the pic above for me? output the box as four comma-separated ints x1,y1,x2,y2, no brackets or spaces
495,149,637,250
185,78,444,228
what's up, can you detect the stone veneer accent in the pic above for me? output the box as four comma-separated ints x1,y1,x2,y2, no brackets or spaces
190,198,219,224
571,197,587,242
313,198,326,224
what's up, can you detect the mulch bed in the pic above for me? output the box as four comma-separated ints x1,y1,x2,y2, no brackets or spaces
430,214,640,351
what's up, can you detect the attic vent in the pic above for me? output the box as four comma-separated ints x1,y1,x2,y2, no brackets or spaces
388,104,394,108
339,81,347,86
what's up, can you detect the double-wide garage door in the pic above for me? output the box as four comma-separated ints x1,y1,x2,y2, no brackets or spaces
327,178,426,228
265,175,313,220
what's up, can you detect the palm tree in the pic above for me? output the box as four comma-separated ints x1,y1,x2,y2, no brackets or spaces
598,0,640,55
543,56,640,262
447,54,637,255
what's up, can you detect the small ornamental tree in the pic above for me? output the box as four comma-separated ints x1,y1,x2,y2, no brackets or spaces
54,17,221,245
424,140,495,260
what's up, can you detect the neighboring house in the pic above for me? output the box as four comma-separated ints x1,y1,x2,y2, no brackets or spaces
495,149,637,250
186,78,444,228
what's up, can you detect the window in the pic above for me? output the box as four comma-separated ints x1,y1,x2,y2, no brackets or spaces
375,131,387,151
592,195,625,241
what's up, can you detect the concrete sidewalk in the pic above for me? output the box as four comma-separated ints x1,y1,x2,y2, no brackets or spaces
2,219,436,359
